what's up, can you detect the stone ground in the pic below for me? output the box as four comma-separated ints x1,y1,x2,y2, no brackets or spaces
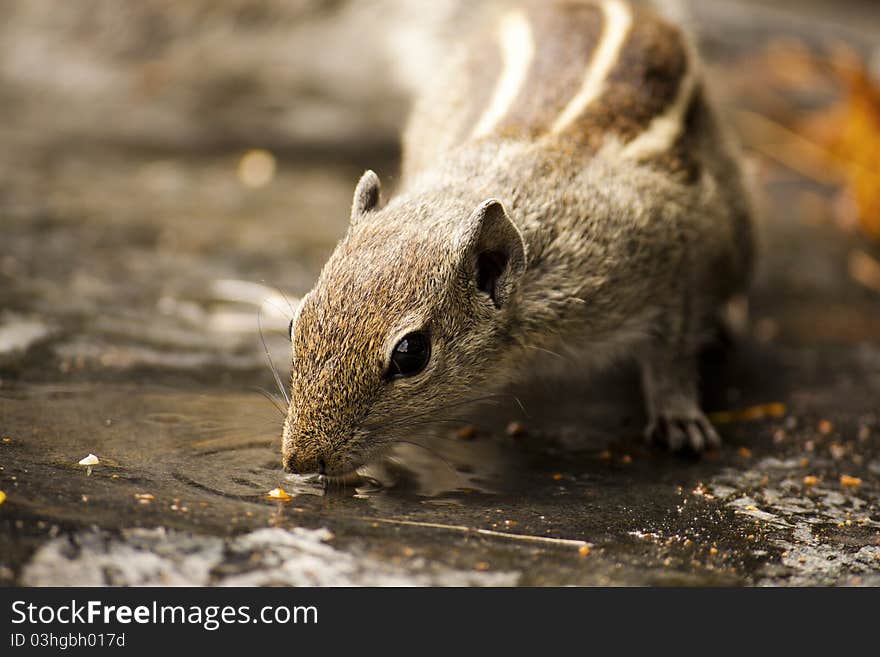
1,0,879,586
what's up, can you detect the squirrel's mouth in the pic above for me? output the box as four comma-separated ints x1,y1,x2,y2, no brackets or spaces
283,469,382,496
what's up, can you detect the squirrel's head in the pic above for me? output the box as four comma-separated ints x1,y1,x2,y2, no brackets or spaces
281,170,527,476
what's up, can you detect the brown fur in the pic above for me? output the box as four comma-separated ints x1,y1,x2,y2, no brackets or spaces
573,6,689,146
494,2,605,138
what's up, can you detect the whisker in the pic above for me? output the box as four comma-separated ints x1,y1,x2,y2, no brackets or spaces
369,391,529,437
524,344,567,361
257,278,299,324
394,393,506,424
262,297,294,323
258,305,290,406
253,386,286,417
509,392,530,418
273,283,299,320
393,439,461,476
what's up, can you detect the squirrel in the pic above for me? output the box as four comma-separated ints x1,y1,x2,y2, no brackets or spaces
281,0,754,476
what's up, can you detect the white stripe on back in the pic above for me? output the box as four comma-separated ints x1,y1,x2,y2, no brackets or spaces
619,62,696,160
471,9,535,138
550,0,632,134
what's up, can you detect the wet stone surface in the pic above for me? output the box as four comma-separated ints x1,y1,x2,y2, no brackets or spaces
1,2,879,586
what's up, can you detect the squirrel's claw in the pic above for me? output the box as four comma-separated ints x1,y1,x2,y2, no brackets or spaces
645,412,721,454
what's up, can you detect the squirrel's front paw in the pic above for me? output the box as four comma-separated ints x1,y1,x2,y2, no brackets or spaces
644,411,721,453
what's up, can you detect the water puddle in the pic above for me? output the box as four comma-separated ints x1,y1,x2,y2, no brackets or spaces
0,377,791,585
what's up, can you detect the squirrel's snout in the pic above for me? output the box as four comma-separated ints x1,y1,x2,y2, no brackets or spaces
283,450,327,476
281,418,326,475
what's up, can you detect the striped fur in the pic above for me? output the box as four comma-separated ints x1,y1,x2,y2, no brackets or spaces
472,9,535,138
551,0,632,135
405,0,700,175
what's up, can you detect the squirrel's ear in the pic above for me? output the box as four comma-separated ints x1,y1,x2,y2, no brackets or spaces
350,170,381,222
458,199,526,308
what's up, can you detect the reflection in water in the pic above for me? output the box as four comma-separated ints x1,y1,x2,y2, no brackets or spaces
283,473,327,497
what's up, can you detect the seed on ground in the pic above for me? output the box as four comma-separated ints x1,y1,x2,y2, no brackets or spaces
266,487,292,501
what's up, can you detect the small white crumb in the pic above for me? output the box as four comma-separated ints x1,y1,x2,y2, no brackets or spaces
78,454,100,466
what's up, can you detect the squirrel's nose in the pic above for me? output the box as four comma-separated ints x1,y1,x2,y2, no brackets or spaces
283,451,327,476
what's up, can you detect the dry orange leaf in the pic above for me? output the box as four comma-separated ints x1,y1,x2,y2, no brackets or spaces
806,48,880,241
744,42,880,244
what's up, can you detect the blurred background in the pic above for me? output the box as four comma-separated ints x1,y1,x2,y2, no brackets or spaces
0,1,879,586
0,0,878,384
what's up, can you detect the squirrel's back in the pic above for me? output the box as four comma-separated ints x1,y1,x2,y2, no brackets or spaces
402,0,753,303
403,0,707,179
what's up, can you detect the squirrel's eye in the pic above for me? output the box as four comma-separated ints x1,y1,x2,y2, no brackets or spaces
287,319,294,342
388,331,430,379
